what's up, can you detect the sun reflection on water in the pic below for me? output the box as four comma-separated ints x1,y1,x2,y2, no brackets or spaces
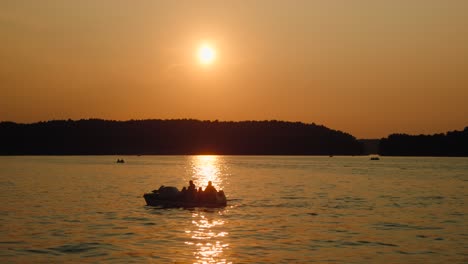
184,155,230,263
185,212,230,263
189,155,226,191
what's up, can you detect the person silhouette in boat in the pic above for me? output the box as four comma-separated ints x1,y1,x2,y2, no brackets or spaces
188,180,196,192
196,187,204,202
179,187,188,201
187,180,197,201
204,181,217,202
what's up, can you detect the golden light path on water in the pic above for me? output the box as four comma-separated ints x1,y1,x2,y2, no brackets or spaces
190,155,226,191
185,156,231,263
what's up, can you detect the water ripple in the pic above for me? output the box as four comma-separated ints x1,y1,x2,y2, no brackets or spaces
48,242,118,254
374,222,443,231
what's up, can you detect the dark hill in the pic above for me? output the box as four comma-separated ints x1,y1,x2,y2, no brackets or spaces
0,119,363,155
379,127,468,156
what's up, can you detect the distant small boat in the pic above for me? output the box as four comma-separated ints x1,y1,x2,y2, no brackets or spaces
370,157,380,160
116,159,125,163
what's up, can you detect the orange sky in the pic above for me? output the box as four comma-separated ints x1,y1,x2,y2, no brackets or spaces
1,1,467,138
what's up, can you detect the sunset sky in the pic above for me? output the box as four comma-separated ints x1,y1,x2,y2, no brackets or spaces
1,0,467,138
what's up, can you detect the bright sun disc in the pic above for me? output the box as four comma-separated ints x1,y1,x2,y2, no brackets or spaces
198,44,216,65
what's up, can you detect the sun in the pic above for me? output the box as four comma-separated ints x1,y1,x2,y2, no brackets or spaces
197,44,216,65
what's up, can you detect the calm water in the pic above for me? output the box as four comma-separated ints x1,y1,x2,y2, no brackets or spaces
0,156,467,263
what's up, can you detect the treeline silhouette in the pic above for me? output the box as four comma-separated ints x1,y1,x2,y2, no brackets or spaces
0,119,363,155
379,127,468,156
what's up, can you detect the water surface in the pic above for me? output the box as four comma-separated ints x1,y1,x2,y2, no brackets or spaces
0,156,467,263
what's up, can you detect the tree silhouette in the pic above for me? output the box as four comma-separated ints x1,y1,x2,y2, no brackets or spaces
0,119,363,155
379,127,468,156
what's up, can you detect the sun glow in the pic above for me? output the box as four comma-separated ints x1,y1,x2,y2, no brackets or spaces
191,155,221,189
197,44,216,65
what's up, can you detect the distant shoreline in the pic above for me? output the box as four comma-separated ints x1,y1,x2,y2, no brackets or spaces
1,155,467,158
0,119,466,157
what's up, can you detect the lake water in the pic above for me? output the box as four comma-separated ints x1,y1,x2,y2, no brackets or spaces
0,156,467,263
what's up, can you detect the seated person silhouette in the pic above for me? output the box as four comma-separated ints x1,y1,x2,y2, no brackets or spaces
196,187,204,202
180,187,188,201
204,181,217,202
188,180,196,191
187,180,196,201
